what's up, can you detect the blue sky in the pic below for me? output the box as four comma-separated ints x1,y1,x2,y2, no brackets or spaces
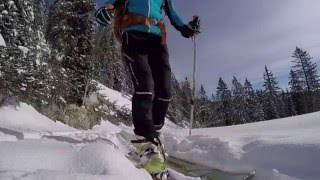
94,0,320,95
164,0,320,95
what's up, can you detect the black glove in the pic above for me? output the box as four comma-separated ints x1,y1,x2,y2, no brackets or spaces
95,6,114,26
180,16,201,38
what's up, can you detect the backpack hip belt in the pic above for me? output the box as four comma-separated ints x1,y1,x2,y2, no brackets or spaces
121,13,167,44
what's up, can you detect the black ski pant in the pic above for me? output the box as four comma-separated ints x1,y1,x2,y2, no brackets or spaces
122,31,172,140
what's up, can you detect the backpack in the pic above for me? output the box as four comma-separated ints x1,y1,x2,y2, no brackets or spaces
113,0,167,44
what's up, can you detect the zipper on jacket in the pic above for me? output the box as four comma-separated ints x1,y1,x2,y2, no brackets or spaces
148,0,151,17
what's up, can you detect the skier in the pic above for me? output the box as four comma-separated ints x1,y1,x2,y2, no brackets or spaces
95,0,200,178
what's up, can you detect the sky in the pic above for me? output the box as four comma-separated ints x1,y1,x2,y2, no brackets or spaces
93,0,320,95
163,0,320,95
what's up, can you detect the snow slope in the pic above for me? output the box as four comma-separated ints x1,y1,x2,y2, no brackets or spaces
0,103,75,132
0,103,152,180
1,85,319,180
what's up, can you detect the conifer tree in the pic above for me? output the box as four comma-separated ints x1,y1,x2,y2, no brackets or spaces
262,66,283,120
47,0,95,105
216,77,232,125
195,84,216,127
281,89,297,117
0,0,50,107
0,0,21,47
231,77,249,124
28,0,51,109
168,75,186,125
180,77,192,120
292,47,320,92
92,28,132,95
291,47,320,112
243,78,264,122
288,69,305,114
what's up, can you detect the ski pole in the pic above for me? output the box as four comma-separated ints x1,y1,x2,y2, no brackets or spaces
189,35,197,136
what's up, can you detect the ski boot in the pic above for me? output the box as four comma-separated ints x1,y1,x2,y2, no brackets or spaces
131,133,169,180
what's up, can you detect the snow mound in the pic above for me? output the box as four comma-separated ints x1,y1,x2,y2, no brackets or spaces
0,33,6,47
96,82,132,110
92,120,122,134
0,140,151,180
0,103,76,132
0,103,152,180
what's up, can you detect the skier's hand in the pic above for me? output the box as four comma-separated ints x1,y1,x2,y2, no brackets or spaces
180,16,201,38
95,5,115,26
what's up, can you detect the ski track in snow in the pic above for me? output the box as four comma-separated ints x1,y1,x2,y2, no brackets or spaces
1,84,320,180
0,129,152,180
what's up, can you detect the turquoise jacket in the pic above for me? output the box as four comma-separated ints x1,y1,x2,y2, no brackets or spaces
102,0,185,37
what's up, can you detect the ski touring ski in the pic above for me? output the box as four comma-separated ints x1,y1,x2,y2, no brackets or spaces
167,156,256,180
119,130,256,180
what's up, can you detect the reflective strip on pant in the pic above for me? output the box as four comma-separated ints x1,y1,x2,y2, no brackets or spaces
158,98,171,102
136,92,153,95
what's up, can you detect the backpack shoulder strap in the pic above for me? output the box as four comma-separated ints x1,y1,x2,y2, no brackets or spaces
113,0,128,9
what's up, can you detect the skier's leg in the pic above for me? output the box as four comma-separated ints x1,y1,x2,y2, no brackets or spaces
149,42,172,130
122,32,156,140
148,42,171,176
123,32,167,177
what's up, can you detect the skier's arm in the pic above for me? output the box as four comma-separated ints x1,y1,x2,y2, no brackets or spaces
96,0,126,26
164,0,185,31
164,0,201,38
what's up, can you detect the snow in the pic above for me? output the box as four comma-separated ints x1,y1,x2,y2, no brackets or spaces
164,113,320,180
0,103,151,180
1,84,319,180
0,103,75,132
18,46,30,57
96,81,132,110
2,10,9,15
0,33,6,47
13,29,18,36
